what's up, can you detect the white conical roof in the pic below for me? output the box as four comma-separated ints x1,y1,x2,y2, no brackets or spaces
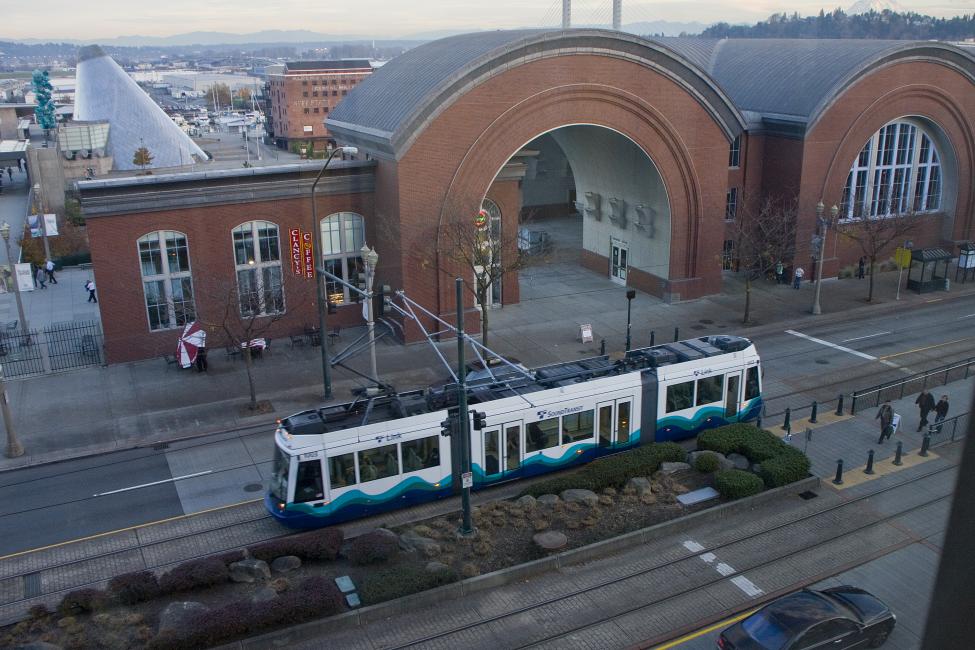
75,45,207,170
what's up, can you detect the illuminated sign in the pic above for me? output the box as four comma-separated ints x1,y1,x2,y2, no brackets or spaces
289,228,302,276
302,231,314,278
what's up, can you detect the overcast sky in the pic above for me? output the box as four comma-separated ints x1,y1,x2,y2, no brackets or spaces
3,0,971,40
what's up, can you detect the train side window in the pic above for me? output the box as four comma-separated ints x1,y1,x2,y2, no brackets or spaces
745,366,761,401
696,375,723,406
294,459,324,503
666,381,695,412
359,443,399,482
402,435,439,472
328,452,356,489
527,417,559,452
561,410,594,444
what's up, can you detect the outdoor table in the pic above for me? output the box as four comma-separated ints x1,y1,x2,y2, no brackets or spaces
240,338,267,358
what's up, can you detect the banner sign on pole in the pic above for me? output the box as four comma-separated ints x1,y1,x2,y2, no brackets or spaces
302,231,314,278
43,214,58,237
15,263,34,292
289,228,302,277
27,215,41,238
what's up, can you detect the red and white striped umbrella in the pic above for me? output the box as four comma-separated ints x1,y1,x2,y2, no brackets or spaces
177,321,206,368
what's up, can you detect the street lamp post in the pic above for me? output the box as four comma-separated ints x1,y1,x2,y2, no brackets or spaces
811,202,839,315
31,183,52,260
310,145,358,399
0,222,29,338
0,364,24,458
361,244,379,382
625,289,636,351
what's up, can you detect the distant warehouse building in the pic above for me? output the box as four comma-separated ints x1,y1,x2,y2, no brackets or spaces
264,60,373,153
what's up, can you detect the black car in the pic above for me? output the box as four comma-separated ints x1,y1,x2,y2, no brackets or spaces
718,587,896,649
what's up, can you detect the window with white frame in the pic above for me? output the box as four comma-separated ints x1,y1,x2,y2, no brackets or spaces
138,231,196,331
729,135,741,168
839,120,943,220
233,220,284,317
725,188,738,221
320,212,365,305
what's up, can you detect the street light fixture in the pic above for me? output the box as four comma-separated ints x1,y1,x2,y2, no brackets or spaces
310,145,358,399
0,222,29,339
625,289,636,351
0,363,24,458
811,202,838,315
361,243,379,383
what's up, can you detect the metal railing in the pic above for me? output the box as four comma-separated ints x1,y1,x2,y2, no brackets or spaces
0,320,104,378
851,356,975,414
926,411,969,446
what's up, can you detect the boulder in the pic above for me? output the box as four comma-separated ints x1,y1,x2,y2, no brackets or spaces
532,531,568,552
158,602,209,631
400,530,441,557
270,555,301,573
560,489,599,506
687,450,733,469
727,453,750,470
425,561,449,573
269,578,290,593
251,587,278,603
625,477,653,497
658,461,691,474
515,495,537,510
537,494,560,506
229,558,271,583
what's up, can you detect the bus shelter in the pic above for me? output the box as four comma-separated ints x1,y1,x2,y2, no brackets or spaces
906,248,952,293
955,243,975,283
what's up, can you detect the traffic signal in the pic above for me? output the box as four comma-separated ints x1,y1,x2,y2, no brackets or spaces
471,410,487,431
440,412,456,437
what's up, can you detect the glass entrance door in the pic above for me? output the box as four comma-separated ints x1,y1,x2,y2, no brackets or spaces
725,372,741,419
611,240,628,285
484,422,522,478
503,422,521,474
597,399,632,446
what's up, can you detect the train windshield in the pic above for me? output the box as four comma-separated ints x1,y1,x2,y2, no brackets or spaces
269,446,291,502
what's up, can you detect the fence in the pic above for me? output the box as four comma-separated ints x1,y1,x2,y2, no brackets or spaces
850,356,975,414
0,320,103,378
926,411,969,447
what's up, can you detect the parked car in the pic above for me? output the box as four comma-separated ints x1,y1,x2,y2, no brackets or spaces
717,587,895,649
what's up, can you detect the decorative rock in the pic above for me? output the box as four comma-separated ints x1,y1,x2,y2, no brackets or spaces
727,453,750,470
751,463,762,476
532,530,568,551
399,531,440,554
158,602,209,631
537,494,560,506
425,561,449,573
625,477,653,497
515,494,537,510
229,558,271,583
269,578,290,593
658,461,691,474
270,555,301,573
560,489,599,506
251,587,278,603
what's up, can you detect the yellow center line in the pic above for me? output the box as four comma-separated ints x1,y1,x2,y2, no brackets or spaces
879,337,974,360
652,609,757,649
0,497,264,562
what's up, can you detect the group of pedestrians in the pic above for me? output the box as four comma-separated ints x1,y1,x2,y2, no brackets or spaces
773,261,807,289
31,259,97,302
0,160,25,195
875,389,950,444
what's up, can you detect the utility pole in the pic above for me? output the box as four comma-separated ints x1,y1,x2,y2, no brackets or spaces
562,0,571,28
1,364,24,458
455,277,474,537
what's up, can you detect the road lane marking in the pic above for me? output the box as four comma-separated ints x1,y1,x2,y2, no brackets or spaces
684,539,765,598
841,331,891,342
959,314,975,319
93,470,213,497
731,576,765,597
651,609,757,649
784,330,877,360
878,337,974,360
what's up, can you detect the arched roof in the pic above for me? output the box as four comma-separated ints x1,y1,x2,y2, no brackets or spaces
326,29,746,159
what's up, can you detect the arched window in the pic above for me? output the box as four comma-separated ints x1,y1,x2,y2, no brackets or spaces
138,231,196,331
840,120,943,220
232,220,284,317
320,212,365,305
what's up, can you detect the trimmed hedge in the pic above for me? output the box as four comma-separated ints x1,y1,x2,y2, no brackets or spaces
359,564,458,605
159,556,229,595
58,588,107,616
759,447,811,488
519,442,686,498
346,530,399,565
107,570,161,605
715,469,764,500
247,528,344,562
698,423,811,489
693,452,720,473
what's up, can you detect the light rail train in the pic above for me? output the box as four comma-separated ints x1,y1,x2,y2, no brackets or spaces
267,335,762,528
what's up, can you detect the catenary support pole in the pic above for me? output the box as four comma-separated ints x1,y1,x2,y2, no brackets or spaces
456,278,474,537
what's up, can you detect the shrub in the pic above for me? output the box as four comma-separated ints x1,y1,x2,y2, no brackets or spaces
107,570,160,605
693,452,720,473
27,604,51,619
159,556,229,594
697,423,753,456
738,429,785,463
759,448,811,488
359,564,458,605
58,588,107,615
248,527,344,562
715,470,764,500
346,530,400,565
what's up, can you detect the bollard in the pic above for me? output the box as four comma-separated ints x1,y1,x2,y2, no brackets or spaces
650,330,655,347
893,441,903,466
835,394,844,416
864,449,875,475
674,327,680,342
919,431,931,457
600,339,606,356
756,414,763,430
782,407,791,432
850,393,858,416
809,401,818,424
832,459,844,485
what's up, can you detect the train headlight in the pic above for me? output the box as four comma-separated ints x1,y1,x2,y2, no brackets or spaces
277,502,285,511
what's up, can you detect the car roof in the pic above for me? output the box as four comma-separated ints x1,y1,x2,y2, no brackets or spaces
763,591,849,630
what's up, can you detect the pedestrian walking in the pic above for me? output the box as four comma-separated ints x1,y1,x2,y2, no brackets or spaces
5,167,11,182
915,389,935,432
933,395,949,433
36,267,47,289
195,346,208,372
85,279,97,303
775,260,784,285
857,257,866,279
45,259,57,284
876,400,894,443
792,266,805,289
17,159,23,172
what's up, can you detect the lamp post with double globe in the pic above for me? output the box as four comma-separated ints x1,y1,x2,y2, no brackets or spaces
811,202,839,315
361,244,379,383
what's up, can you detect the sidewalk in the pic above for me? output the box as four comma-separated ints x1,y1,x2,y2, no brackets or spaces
1,253,974,471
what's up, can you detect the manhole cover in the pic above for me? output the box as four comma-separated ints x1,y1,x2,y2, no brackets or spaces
798,491,819,500
152,442,170,451
815,359,830,365
244,483,263,493
699,319,714,324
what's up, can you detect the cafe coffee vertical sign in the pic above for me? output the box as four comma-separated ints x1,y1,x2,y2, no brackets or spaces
302,231,314,278
289,228,302,277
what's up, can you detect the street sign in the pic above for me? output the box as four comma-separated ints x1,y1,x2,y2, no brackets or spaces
894,247,912,269
461,471,473,489
580,323,593,343
15,263,33,292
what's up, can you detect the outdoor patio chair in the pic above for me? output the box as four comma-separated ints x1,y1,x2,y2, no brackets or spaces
289,334,306,348
328,326,341,344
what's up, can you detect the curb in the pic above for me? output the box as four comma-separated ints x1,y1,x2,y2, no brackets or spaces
220,475,821,649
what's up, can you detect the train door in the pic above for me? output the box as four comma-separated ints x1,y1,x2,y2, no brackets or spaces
725,372,742,421
293,451,327,506
597,399,632,447
483,421,522,479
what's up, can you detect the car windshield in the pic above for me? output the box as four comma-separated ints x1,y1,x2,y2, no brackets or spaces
741,612,791,650
269,446,291,502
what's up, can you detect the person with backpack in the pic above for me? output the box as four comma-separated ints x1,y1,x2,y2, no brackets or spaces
85,279,97,303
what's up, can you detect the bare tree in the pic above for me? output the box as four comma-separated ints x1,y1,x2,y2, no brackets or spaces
838,212,918,302
731,195,799,324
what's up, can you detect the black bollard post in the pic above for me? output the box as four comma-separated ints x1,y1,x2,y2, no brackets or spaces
920,431,931,457
832,459,844,485
810,401,818,424
757,414,763,430
894,441,903,466
782,407,791,432
835,394,844,416
650,330,655,347
674,327,679,342
600,339,606,356
865,449,875,475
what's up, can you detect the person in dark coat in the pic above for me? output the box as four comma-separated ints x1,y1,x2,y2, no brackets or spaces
915,389,936,432
933,395,949,433
195,346,208,372
876,400,894,443
857,257,866,279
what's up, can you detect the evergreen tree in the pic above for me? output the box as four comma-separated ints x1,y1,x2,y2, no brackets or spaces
700,10,975,40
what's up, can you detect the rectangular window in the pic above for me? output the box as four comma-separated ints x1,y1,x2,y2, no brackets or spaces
303,108,310,114
258,224,280,262
165,232,190,273
171,277,195,325
729,135,741,168
617,401,631,445
323,258,345,305
262,266,284,314
666,381,695,413
332,90,338,96
328,452,356,489
312,91,318,97
561,411,594,444
144,280,169,330
294,459,323,503
926,166,941,210
313,107,319,113
745,366,761,401
725,188,738,220
302,91,308,97
696,375,723,406
526,417,559,452
359,443,399,482
139,236,162,276
233,228,255,266
402,436,439,472
237,268,258,316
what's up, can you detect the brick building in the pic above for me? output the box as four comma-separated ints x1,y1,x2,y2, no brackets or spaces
77,30,975,363
264,60,373,153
